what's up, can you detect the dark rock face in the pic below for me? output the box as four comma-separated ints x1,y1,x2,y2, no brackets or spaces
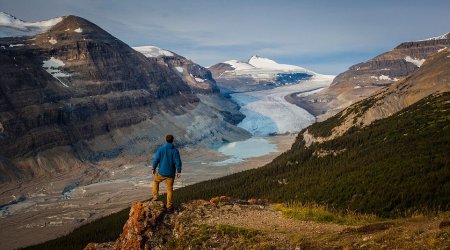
156,54,220,94
0,16,192,156
0,15,247,183
208,63,234,77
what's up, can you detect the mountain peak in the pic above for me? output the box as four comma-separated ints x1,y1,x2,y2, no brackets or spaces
249,54,262,60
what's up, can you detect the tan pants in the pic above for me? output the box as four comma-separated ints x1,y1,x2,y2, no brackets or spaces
152,173,174,208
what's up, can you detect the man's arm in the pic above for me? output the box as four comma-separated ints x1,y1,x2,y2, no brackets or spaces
174,149,182,178
151,148,161,175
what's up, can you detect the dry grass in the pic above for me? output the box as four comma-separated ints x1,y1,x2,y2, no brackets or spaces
274,202,379,225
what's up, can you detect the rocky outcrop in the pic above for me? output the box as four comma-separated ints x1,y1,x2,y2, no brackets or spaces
294,32,450,118
84,195,450,250
0,14,249,183
84,197,284,250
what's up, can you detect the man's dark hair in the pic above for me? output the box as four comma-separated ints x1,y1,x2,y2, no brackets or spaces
166,134,174,143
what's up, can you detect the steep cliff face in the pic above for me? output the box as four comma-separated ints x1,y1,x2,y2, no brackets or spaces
295,32,450,118
0,14,248,183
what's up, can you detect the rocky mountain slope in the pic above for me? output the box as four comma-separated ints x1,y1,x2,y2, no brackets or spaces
133,46,219,94
82,198,450,250
303,46,450,143
209,55,317,92
292,32,450,118
0,13,249,183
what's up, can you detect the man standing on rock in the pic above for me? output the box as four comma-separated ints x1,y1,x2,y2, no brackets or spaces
151,134,182,212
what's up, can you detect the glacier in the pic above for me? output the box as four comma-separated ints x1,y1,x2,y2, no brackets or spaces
231,75,334,136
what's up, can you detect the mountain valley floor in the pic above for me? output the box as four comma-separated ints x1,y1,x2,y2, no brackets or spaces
0,134,296,250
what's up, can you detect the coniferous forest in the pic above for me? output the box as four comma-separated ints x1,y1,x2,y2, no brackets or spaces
26,92,450,250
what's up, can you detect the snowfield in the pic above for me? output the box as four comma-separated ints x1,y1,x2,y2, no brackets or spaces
231,75,334,136
0,12,63,38
220,55,315,81
42,57,70,87
405,56,425,67
133,46,174,58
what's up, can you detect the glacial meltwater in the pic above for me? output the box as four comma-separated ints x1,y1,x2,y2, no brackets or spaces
214,137,277,165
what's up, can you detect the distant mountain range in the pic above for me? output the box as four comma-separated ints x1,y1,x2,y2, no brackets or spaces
209,55,325,92
292,32,450,118
0,12,249,183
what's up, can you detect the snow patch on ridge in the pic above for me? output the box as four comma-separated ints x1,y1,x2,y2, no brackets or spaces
370,75,399,81
74,27,82,33
418,32,450,41
195,77,205,83
175,66,184,73
437,47,447,53
49,37,57,45
248,55,310,72
405,56,425,67
42,57,70,87
0,12,63,38
223,59,255,71
133,46,174,58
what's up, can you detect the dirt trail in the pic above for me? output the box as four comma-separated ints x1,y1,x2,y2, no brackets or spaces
200,204,345,236
188,199,450,249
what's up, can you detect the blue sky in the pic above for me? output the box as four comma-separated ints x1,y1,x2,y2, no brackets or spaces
1,0,449,74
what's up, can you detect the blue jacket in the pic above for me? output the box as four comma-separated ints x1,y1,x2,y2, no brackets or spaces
152,143,182,177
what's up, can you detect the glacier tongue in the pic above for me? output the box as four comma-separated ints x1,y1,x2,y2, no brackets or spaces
231,75,333,136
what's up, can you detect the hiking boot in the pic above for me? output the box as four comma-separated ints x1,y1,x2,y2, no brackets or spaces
151,197,158,202
166,207,175,213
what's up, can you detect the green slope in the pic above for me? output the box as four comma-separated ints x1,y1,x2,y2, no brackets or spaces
173,92,450,216
26,92,450,249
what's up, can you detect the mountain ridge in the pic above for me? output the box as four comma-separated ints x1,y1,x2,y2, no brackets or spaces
0,13,249,183
291,31,450,118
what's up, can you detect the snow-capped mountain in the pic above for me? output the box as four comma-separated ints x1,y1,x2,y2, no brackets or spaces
0,12,63,37
209,55,317,92
224,55,312,73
